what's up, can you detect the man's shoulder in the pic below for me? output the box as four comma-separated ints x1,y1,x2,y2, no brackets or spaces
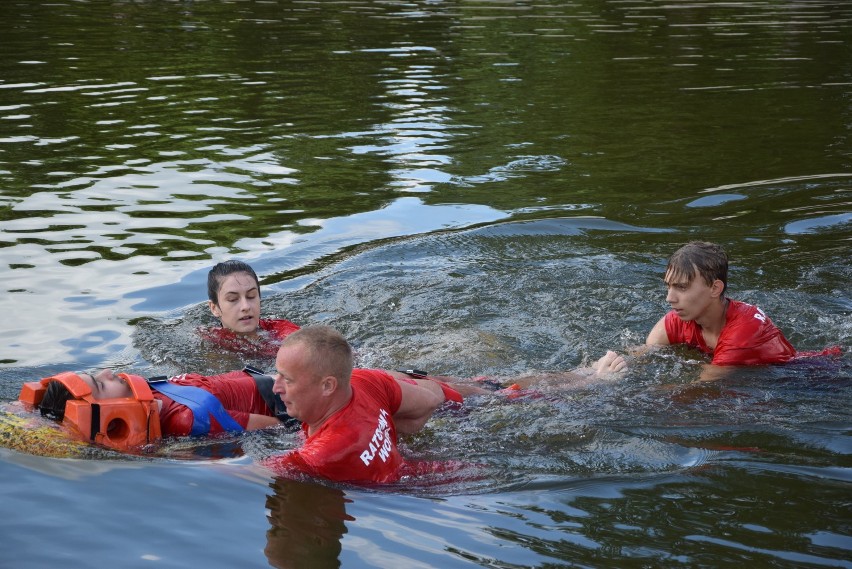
351,368,395,386
714,299,795,364
213,369,252,381
352,367,392,377
349,370,398,408
328,370,396,420
725,300,775,330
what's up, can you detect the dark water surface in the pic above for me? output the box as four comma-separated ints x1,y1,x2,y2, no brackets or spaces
1,1,850,567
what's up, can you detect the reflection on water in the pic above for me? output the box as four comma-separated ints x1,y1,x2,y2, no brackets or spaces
0,0,850,567
265,478,352,569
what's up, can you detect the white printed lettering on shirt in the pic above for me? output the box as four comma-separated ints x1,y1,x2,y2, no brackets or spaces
359,408,393,467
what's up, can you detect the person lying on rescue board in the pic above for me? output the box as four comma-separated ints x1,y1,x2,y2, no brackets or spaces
17,344,627,456
17,364,444,453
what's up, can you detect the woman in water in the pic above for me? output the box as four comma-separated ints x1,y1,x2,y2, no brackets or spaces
197,260,300,356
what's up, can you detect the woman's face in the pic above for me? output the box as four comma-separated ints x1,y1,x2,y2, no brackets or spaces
79,369,133,399
208,271,262,335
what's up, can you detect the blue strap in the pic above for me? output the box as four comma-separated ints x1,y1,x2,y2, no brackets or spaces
151,381,244,436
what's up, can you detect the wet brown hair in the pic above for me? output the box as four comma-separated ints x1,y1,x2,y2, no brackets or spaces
207,260,260,306
664,241,728,295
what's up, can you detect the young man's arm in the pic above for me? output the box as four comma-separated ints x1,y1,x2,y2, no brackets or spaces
646,316,671,345
646,318,731,382
697,364,732,382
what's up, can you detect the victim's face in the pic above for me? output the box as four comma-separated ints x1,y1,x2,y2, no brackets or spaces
209,272,261,334
78,369,133,399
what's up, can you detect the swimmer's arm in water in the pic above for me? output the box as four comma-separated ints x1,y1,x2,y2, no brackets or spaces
696,363,731,382
628,344,731,383
625,343,666,358
589,351,628,377
247,413,284,430
389,371,490,398
389,352,630,400
389,377,445,435
506,351,630,390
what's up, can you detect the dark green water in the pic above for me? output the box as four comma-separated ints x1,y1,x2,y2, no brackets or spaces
0,1,849,567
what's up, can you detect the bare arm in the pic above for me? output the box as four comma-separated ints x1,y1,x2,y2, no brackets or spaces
645,317,730,382
510,350,629,390
646,316,670,345
246,413,284,430
697,363,732,382
387,370,489,398
392,379,444,435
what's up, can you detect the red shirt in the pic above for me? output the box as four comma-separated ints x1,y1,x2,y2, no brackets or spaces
664,299,796,366
263,369,404,484
196,318,300,357
156,370,273,436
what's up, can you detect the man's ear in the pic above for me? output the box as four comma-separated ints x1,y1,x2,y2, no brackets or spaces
208,300,221,318
710,279,725,298
321,375,338,396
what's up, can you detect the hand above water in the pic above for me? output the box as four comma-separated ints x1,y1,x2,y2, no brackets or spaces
592,350,628,378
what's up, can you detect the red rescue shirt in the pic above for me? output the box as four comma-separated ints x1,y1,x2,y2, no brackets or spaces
664,299,796,366
263,369,404,484
196,318,300,357
156,370,273,436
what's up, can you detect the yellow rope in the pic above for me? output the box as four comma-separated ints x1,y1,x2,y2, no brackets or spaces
0,409,91,458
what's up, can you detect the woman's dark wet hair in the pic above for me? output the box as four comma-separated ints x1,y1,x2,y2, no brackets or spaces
207,260,261,305
39,380,74,421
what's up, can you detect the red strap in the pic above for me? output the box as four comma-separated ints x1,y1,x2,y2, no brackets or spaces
436,381,463,404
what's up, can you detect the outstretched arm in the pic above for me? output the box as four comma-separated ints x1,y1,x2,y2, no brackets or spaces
509,351,630,390
388,370,489,398
697,363,732,382
246,413,284,430
392,379,444,434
